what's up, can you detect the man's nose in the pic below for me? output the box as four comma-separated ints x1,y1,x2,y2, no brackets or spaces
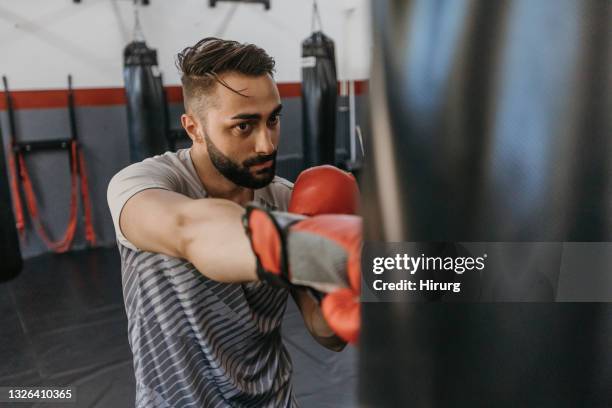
254,126,275,155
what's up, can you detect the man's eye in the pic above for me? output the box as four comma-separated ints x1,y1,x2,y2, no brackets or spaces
236,122,252,133
268,115,281,126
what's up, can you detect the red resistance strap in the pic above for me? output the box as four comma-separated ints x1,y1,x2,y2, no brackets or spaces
7,143,25,236
7,140,96,253
77,145,96,246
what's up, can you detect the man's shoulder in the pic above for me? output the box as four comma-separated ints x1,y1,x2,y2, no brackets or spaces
107,149,194,205
141,149,186,167
113,150,183,176
257,176,293,211
269,176,294,192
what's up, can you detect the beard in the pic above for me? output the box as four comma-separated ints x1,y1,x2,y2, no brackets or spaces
204,131,277,189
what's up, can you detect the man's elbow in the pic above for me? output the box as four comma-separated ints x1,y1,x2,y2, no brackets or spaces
316,334,347,352
328,340,347,352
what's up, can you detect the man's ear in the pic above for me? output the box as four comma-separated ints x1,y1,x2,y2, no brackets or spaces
181,113,204,143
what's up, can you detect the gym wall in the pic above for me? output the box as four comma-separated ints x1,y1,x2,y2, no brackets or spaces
0,0,372,258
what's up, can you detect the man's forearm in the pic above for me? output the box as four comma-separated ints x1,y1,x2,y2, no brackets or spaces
179,198,258,283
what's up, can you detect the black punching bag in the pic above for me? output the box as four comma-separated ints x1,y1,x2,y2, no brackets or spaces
301,31,338,167
0,125,22,281
361,0,612,407
123,41,167,163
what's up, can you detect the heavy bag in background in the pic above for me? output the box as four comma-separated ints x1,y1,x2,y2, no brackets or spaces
301,31,338,167
123,41,167,163
0,125,22,281
361,0,612,407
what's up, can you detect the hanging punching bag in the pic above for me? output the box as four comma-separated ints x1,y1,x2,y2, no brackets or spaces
123,41,167,163
361,0,612,407
301,31,338,167
0,124,22,281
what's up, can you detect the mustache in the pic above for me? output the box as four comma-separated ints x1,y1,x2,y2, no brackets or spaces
244,151,277,167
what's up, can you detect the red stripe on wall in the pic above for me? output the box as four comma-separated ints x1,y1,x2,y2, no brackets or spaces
0,80,368,110
354,80,368,95
76,88,126,106
277,83,303,98
0,88,126,110
165,86,183,104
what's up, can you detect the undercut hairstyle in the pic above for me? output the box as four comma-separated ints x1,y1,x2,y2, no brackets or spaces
176,37,276,111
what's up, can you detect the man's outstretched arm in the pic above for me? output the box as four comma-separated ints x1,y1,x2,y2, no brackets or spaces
120,187,362,344
120,189,258,283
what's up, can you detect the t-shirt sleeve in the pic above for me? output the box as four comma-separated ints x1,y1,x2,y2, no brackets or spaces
107,157,180,251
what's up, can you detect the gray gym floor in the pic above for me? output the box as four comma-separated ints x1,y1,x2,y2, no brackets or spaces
0,247,357,408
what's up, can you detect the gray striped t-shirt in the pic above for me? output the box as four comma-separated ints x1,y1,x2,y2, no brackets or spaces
107,149,297,407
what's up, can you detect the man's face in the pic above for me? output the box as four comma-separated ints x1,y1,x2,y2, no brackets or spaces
195,72,282,189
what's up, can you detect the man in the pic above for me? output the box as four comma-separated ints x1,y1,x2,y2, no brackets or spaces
107,37,354,407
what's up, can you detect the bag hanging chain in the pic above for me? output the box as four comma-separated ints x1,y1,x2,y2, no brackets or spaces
311,0,324,33
132,0,145,42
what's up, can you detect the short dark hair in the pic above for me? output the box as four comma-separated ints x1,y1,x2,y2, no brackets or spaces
176,37,276,109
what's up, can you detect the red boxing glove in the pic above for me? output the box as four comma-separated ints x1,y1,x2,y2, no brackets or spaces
289,165,361,344
321,268,360,344
289,165,360,216
243,205,361,294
